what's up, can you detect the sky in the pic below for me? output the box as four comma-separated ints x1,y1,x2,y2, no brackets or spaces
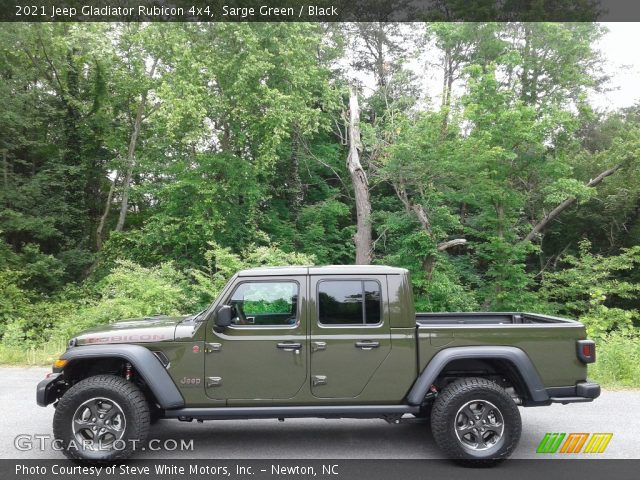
591,23,640,110
350,23,640,113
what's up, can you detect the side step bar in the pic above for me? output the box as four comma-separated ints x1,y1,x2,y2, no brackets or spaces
164,405,420,420
550,396,594,404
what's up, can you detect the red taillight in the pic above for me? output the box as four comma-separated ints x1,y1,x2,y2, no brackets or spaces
577,340,596,363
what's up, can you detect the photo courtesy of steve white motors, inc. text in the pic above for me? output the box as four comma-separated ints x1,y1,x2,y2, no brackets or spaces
15,463,340,477
14,4,340,19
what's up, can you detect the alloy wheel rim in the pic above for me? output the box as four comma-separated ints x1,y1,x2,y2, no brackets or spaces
72,397,126,451
454,399,505,451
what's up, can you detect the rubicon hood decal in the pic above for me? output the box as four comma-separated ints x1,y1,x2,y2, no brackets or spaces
73,315,189,345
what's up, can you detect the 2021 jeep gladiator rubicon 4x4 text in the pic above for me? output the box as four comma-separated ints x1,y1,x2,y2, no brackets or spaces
37,266,600,462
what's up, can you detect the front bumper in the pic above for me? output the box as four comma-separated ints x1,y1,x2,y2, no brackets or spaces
547,381,601,404
36,373,63,407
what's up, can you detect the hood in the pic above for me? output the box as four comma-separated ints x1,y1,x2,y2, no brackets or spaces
73,315,191,346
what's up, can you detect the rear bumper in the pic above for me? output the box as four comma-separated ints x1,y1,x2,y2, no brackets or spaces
547,381,601,404
36,373,63,407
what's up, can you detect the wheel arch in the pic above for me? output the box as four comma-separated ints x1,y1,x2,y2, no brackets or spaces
60,345,184,409
406,346,549,406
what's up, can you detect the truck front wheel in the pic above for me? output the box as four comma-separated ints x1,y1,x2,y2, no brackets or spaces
430,377,521,463
53,375,150,461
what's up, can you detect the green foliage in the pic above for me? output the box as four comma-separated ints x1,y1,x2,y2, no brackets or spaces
1,22,639,386
0,260,195,346
541,178,596,206
589,333,640,388
414,259,480,313
0,270,30,337
17,244,66,293
295,199,355,264
541,241,640,338
475,238,542,311
49,261,196,343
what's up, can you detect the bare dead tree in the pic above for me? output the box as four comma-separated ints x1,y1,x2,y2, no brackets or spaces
346,85,372,264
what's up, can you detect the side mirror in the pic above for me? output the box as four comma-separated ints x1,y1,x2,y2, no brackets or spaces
214,305,232,332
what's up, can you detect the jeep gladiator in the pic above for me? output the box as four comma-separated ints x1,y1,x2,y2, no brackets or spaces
37,265,600,462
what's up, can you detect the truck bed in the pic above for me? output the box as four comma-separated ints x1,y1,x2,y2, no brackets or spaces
416,312,577,325
414,312,586,389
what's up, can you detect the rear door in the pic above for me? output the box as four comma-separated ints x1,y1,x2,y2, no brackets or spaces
309,275,391,398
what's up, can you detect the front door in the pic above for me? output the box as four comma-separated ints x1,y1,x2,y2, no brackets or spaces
205,276,307,402
309,275,391,398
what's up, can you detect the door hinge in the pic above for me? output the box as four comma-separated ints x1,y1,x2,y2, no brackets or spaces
312,375,327,386
311,341,327,352
206,376,222,387
205,342,222,353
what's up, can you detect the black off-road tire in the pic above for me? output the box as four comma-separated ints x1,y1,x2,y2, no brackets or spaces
53,375,150,461
430,377,521,465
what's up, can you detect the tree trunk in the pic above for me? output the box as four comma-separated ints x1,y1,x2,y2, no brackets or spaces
393,179,466,278
441,48,454,110
2,149,7,189
520,24,532,104
412,203,431,232
437,238,467,251
289,129,304,214
96,171,119,250
115,93,147,231
115,59,157,232
523,164,623,242
375,24,386,88
346,85,372,265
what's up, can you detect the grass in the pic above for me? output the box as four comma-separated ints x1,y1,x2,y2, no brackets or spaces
589,334,640,389
0,340,66,366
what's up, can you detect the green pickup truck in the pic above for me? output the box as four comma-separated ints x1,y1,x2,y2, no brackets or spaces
37,266,599,463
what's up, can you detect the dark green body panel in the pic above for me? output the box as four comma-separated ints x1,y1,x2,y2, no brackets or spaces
417,325,587,388
63,266,589,408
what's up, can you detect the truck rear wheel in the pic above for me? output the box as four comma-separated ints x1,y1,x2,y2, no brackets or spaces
53,375,150,461
430,377,521,464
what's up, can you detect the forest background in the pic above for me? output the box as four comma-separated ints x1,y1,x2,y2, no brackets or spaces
1,21,638,386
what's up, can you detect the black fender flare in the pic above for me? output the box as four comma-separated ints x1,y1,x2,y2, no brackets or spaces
406,346,549,405
60,344,184,409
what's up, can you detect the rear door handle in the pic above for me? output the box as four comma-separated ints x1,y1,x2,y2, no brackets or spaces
277,342,302,352
355,341,380,350
311,341,327,352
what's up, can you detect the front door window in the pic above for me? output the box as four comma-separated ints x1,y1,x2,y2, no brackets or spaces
229,281,299,327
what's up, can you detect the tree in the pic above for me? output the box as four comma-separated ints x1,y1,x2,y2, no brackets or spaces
346,85,372,264
1,21,639,349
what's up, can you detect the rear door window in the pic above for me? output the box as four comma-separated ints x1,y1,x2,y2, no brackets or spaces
318,280,382,325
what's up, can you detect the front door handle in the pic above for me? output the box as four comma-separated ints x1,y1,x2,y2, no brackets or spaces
277,342,302,352
355,341,380,350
